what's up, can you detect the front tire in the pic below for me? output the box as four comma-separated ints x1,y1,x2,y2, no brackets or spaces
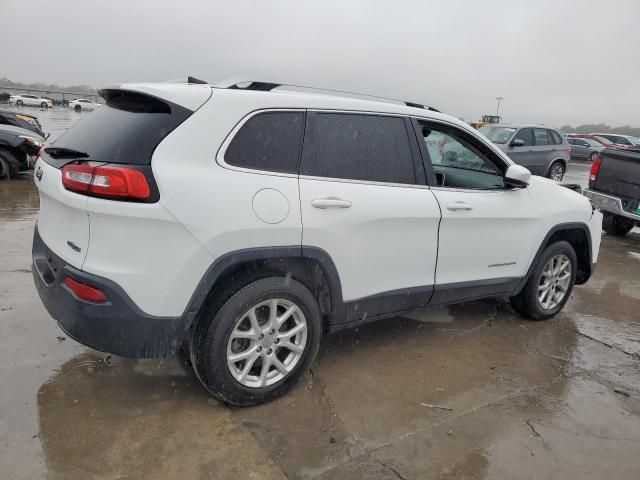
41,102,48,108
16,100,23,107
547,161,565,181
602,212,634,237
192,276,322,406
74,104,81,112
511,241,577,320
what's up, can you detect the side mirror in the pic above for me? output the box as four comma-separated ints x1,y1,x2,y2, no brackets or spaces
504,164,531,187
510,138,525,147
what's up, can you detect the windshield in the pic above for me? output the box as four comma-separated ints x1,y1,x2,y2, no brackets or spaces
478,126,516,144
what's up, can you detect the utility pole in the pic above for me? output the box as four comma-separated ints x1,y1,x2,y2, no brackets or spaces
496,97,503,118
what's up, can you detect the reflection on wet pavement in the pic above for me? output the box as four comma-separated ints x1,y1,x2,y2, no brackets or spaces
1,171,640,479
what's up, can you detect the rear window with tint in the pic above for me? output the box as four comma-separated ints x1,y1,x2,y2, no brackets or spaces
300,113,416,184
549,130,562,145
48,91,192,165
225,111,305,174
534,128,550,146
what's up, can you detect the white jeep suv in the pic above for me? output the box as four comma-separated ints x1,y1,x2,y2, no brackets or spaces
32,78,602,405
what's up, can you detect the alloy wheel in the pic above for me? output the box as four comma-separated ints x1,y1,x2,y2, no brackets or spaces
226,298,307,388
550,164,564,181
538,254,571,310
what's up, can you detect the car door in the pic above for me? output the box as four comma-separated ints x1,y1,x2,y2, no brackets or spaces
504,127,535,171
414,119,537,303
529,128,553,175
298,112,441,323
572,139,589,159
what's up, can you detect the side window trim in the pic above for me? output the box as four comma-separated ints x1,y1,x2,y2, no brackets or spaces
410,117,437,186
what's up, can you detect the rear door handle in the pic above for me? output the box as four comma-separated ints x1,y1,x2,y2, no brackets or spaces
311,198,352,209
446,201,473,211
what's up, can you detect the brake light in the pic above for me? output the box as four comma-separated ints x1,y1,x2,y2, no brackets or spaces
63,277,107,303
589,154,603,187
62,164,150,200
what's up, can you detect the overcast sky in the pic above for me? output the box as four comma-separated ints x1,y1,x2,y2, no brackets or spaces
3,0,639,126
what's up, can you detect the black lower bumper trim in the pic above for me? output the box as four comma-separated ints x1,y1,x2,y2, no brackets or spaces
32,226,190,358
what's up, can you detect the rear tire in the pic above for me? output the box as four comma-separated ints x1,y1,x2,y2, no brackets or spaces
74,104,81,112
0,149,20,180
511,241,577,321
192,275,322,406
547,161,565,181
602,212,634,237
40,102,48,108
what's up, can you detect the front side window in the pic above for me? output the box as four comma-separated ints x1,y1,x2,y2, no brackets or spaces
513,128,534,146
300,113,416,184
478,126,517,144
534,128,550,146
418,121,505,190
225,111,305,174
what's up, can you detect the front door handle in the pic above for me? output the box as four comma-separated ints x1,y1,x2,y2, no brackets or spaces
311,198,352,209
446,201,473,211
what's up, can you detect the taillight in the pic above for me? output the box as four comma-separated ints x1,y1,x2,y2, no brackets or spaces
568,148,572,156
61,164,151,200
589,154,603,187
63,277,107,303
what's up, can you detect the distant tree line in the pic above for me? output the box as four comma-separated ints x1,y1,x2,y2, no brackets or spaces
0,77,96,95
559,123,640,137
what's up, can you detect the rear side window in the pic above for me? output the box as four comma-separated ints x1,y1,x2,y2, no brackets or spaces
225,111,304,174
513,128,534,146
534,128,550,146
300,113,416,184
549,130,562,145
48,90,192,165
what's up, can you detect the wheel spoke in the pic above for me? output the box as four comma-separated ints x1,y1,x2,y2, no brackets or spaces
280,340,304,354
276,305,297,328
278,321,306,339
238,355,259,382
271,356,289,375
258,356,272,387
269,299,279,326
229,345,259,363
231,328,259,340
248,309,261,332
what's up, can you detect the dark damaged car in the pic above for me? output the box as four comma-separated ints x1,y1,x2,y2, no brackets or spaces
0,124,45,179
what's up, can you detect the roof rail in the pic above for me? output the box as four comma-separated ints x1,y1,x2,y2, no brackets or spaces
164,76,209,84
214,77,441,112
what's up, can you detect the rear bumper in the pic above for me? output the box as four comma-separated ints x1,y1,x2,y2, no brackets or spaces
584,189,640,222
32,226,190,358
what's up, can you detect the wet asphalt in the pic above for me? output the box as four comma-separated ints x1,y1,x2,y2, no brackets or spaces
1,106,639,479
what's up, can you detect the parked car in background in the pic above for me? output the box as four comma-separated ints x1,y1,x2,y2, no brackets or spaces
592,133,640,150
68,98,101,112
0,124,44,179
585,148,639,237
479,124,570,181
567,137,605,161
10,94,53,108
0,109,45,137
32,79,602,405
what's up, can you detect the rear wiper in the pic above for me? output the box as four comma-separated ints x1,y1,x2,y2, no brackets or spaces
44,147,89,159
